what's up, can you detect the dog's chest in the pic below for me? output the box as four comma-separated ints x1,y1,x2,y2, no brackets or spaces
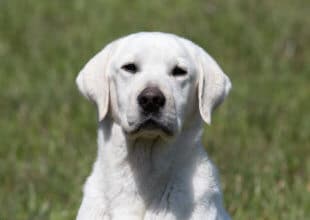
103,156,192,220
106,176,191,220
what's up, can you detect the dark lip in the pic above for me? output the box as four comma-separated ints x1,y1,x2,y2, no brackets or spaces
130,117,173,136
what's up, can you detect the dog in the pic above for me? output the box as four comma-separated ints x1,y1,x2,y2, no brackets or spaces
76,32,231,220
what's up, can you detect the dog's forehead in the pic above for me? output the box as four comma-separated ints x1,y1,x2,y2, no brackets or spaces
115,33,190,62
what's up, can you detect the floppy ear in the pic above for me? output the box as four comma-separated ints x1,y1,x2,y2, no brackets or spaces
76,43,114,121
197,48,231,124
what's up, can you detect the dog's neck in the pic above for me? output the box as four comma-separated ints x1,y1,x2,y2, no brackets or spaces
95,114,203,203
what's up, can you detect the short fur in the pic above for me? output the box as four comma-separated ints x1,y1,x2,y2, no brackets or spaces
76,32,231,220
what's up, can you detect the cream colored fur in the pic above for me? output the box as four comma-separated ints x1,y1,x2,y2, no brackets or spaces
76,32,231,220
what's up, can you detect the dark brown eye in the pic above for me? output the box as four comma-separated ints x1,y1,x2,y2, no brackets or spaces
172,66,187,76
121,63,138,73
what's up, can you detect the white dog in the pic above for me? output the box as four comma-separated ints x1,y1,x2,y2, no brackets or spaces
76,32,231,220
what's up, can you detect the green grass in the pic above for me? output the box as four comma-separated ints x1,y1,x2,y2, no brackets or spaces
1,0,309,219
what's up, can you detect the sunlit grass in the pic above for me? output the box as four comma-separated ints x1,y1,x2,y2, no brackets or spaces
0,0,309,219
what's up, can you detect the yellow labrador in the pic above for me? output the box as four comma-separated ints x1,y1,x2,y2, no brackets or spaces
76,32,231,220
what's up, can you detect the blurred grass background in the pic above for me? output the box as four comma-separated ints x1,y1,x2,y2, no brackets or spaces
1,0,309,219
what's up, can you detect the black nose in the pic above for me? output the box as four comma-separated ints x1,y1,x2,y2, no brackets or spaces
138,87,166,113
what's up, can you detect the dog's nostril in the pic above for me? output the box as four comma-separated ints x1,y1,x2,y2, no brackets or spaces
153,97,159,105
139,96,148,105
153,96,165,107
138,87,166,113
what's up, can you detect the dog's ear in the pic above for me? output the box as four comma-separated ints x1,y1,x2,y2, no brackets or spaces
76,43,115,121
197,48,231,124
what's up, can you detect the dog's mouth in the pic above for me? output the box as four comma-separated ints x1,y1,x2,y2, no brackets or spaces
127,117,174,137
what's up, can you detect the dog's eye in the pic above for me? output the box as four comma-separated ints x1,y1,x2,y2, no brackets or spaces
121,63,138,73
172,66,187,76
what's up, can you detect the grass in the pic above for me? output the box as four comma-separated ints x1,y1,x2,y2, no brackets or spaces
0,0,309,219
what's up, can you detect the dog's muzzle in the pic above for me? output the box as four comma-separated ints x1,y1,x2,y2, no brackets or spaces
125,86,173,137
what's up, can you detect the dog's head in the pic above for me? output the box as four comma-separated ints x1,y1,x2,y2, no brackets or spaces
76,32,231,139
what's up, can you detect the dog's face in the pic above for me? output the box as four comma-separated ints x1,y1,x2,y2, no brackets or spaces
108,34,198,138
76,32,231,139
